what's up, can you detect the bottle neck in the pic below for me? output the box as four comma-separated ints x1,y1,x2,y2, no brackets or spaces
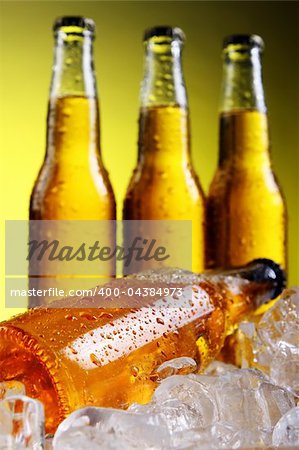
219,44,270,168
218,110,271,169
141,36,187,108
47,28,100,161
208,259,285,325
139,36,189,166
50,29,96,99
220,44,266,113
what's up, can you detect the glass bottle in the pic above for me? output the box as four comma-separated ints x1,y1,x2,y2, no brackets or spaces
123,26,205,273
206,34,287,271
28,17,116,303
30,16,116,221
0,259,285,433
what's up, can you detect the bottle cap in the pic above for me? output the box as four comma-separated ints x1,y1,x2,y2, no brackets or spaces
53,16,95,33
246,258,286,300
223,34,264,50
143,26,185,42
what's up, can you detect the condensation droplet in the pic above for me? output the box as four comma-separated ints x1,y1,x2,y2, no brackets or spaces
156,317,165,325
90,353,101,366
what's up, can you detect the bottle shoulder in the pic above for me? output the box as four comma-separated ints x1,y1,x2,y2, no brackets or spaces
125,162,204,198
30,155,115,219
208,165,286,206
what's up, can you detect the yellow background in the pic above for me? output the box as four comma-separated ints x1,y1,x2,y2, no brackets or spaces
0,1,298,321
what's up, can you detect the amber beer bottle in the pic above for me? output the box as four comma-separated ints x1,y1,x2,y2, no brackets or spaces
30,16,115,221
206,35,287,270
123,27,205,273
0,260,284,433
28,17,116,303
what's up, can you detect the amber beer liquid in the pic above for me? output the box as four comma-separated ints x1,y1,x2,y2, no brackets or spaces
0,260,285,433
123,27,205,273
29,17,116,301
206,35,287,271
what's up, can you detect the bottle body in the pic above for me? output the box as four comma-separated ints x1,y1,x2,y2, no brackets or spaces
206,35,287,271
123,27,205,273
30,17,115,221
207,109,286,268
0,261,284,433
30,96,115,221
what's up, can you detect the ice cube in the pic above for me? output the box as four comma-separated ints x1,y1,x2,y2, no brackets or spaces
239,288,299,394
53,354,296,450
272,406,299,447
155,357,198,380
0,395,44,450
152,366,295,448
204,360,238,376
53,406,171,450
153,375,218,428
0,381,25,399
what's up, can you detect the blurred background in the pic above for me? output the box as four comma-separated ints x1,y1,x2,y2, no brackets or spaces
0,1,298,320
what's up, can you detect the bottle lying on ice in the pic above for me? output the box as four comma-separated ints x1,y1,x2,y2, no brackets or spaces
0,259,285,433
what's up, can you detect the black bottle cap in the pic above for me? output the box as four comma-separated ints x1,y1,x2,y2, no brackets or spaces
143,26,185,42
223,34,264,50
245,258,286,300
53,16,95,33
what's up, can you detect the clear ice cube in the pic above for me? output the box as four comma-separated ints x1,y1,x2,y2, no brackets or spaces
0,381,25,399
155,357,198,380
150,366,295,448
272,406,299,447
0,395,44,450
240,287,299,395
53,406,170,450
204,360,238,376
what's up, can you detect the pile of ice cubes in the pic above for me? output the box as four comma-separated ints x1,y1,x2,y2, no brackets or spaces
1,288,298,449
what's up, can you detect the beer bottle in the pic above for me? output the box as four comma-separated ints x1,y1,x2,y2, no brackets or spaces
30,17,116,221
0,260,285,433
206,35,287,270
123,26,205,273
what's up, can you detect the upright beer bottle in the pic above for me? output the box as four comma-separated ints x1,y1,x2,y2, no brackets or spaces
123,27,205,273
29,17,116,304
30,17,115,221
206,35,287,271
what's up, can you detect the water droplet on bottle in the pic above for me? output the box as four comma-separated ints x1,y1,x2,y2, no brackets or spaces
98,312,113,319
70,346,78,355
62,107,71,117
158,171,167,179
65,314,76,321
79,312,97,321
156,317,164,325
90,353,101,366
131,366,139,377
